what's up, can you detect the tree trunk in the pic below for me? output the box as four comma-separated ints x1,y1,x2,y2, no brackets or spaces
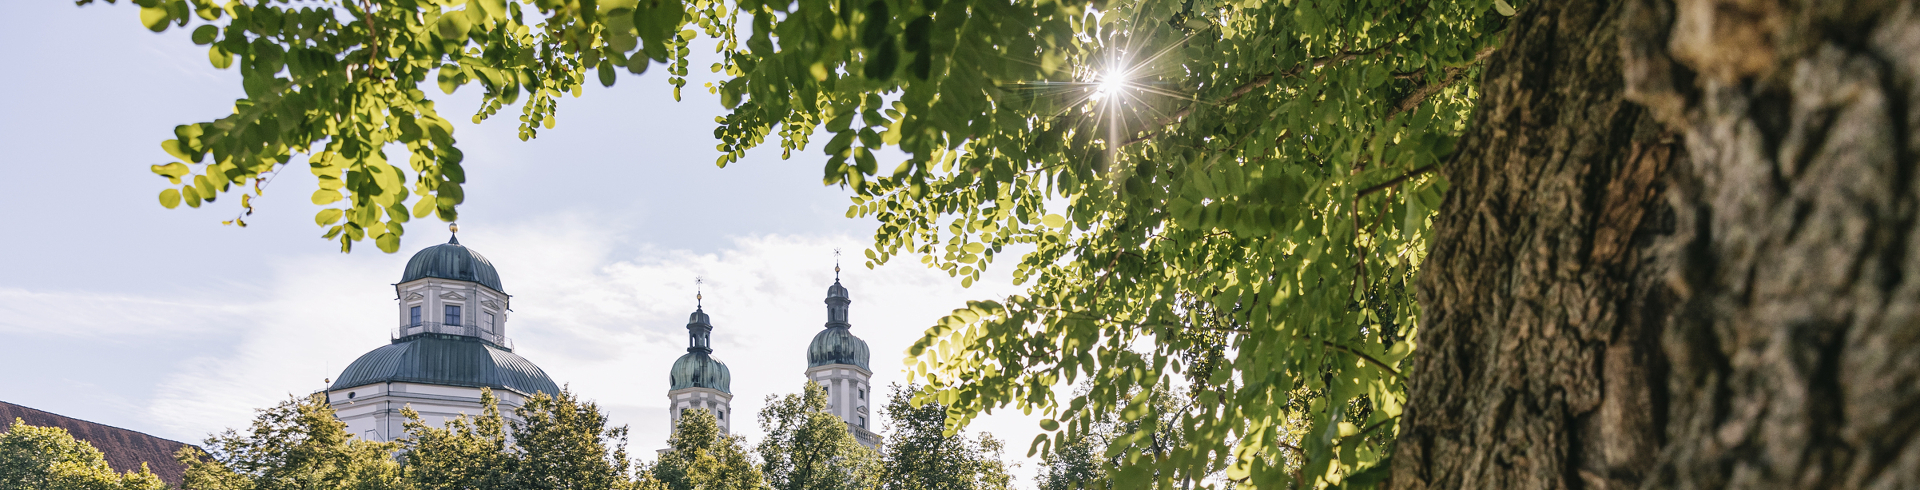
1390,0,1920,488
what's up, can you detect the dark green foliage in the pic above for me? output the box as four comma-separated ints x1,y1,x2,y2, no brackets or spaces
879,384,1011,490
757,382,881,490
651,410,760,490
512,391,635,490
178,394,407,490
402,388,639,490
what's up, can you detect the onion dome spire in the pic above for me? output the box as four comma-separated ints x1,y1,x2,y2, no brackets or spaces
670,278,731,393
687,278,712,353
809,258,868,369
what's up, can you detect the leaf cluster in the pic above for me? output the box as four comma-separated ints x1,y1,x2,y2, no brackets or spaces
180,389,643,490
87,0,726,251
878,384,1012,490
0,419,168,490
180,394,407,490
756,382,882,490
652,410,761,490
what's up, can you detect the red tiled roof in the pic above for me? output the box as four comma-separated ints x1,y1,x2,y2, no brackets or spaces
0,401,193,487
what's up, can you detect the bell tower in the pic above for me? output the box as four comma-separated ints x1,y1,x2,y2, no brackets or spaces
804,262,879,448
667,281,734,436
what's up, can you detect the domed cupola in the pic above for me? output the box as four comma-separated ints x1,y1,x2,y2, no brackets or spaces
807,275,870,370
664,286,737,437
801,264,879,448
669,302,731,393
330,336,560,395
401,234,505,294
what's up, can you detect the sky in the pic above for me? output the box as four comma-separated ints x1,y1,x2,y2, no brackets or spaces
0,2,1050,484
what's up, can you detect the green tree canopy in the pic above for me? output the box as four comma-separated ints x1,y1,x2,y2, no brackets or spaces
87,0,1515,486
879,384,1012,490
651,410,760,490
511,390,636,490
402,388,639,490
178,394,407,490
0,419,167,490
400,391,512,489
757,382,881,490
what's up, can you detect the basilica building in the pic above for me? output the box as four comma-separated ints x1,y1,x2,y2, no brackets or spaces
326,233,561,442
326,231,880,449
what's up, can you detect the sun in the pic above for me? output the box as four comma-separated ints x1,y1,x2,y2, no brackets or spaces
1095,73,1126,98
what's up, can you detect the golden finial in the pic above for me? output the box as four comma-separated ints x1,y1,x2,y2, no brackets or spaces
834,248,842,278
449,222,459,234
696,277,704,307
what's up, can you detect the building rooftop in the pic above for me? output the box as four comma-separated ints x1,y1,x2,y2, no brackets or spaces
0,401,193,487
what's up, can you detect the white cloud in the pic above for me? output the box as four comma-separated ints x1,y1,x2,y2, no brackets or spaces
0,288,250,338
15,213,1050,486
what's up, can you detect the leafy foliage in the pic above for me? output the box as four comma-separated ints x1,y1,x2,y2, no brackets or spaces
0,419,168,490
511,390,636,490
179,394,408,490
92,0,1513,485
400,390,512,489
402,388,639,490
878,384,1012,490
757,382,882,490
82,0,725,251
651,410,760,490
1033,382,1229,490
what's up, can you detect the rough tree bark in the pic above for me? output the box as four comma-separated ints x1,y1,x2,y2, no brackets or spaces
1390,0,1920,488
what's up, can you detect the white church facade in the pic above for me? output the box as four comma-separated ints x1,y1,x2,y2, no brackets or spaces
325,230,880,449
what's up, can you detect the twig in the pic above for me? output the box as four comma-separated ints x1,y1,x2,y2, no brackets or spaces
1355,164,1437,198
1385,44,1497,119
1318,341,1405,382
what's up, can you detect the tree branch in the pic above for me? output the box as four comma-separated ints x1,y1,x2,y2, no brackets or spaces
1356,163,1438,198
1385,44,1497,120
1319,341,1405,382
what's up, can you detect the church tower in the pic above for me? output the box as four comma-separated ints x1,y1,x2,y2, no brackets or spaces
805,266,880,448
327,226,561,442
667,289,734,434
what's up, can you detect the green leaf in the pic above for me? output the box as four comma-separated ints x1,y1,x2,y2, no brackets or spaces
597,60,617,87
190,25,217,45
376,233,401,253
311,189,343,205
1493,0,1516,16
1041,214,1066,229
139,6,171,32
208,45,233,69
158,188,182,209
315,209,344,226
1039,419,1059,431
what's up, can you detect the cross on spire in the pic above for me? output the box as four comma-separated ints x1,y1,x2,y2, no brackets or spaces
696,276,704,308
834,248,842,280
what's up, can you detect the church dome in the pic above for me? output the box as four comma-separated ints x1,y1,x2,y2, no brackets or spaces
401,236,504,293
669,352,731,393
807,326,870,370
329,335,559,396
827,280,848,298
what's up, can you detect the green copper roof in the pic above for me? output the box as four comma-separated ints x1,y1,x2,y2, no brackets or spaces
807,326,870,370
669,352,731,392
330,335,559,396
401,236,505,293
